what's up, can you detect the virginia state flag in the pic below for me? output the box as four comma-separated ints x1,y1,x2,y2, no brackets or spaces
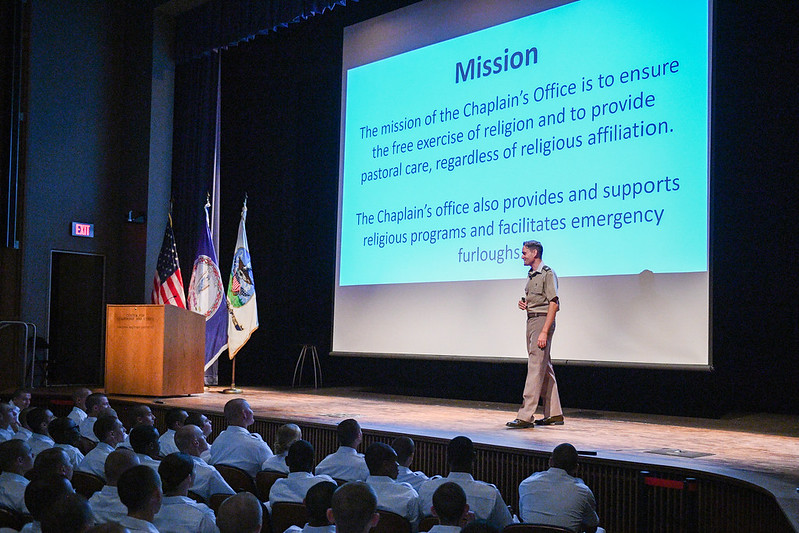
227,199,258,358
188,200,228,370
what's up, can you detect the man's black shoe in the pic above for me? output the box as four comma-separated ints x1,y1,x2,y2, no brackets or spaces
506,418,535,429
534,415,565,426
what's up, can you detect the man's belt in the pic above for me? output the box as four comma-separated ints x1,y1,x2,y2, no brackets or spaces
527,312,548,318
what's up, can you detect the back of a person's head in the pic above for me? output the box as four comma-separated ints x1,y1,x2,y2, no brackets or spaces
223,398,247,423
130,424,160,454
364,442,396,476
158,452,194,493
49,416,81,445
18,406,34,429
391,436,415,464
104,448,140,485
432,482,468,525
118,464,161,514
305,480,337,525
286,439,315,473
217,491,263,533
461,520,499,533
165,408,188,430
447,436,474,471
72,388,92,403
337,418,361,447
27,407,51,434
184,411,206,428
174,424,202,453
40,492,93,533
25,474,74,519
273,423,302,455
330,481,378,533
550,442,578,472
0,438,30,470
31,447,72,480
93,413,119,442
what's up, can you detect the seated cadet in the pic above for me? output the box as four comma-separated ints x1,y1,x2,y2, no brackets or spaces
0,439,34,513
0,403,17,442
262,423,302,474
7,388,31,425
153,453,218,533
315,419,369,482
12,407,34,441
185,412,213,462
129,425,162,470
80,393,111,442
216,492,262,533
392,436,433,492
174,424,234,500
117,465,163,533
430,482,471,533
417,437,514,531
88,448,141,524
21,474,74,533
209,399,272,477
364,442,419,526
285,480,337,533
119,405,157,450
26,407,55,457
50,417,85,469
78,414,126,480
68,388,92,425
40,493,94,533
269,440,335,510
159,408,188,456
327,482,380,533
30,446,74,481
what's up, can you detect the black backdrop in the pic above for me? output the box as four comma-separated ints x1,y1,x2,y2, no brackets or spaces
213,1,799,417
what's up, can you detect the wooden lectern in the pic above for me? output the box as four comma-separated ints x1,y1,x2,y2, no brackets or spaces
105,305,205,396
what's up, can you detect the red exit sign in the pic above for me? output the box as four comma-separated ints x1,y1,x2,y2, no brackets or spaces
71,222,94,238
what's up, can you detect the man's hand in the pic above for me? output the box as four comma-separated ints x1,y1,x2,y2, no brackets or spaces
537,330,548,349
518,299,526,310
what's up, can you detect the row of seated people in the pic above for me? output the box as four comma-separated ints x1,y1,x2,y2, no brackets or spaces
1,392,603,533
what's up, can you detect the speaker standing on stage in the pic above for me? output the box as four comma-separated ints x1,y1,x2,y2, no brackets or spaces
507,240,564,429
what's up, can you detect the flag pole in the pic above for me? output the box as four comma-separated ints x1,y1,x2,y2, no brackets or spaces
222,355,242,394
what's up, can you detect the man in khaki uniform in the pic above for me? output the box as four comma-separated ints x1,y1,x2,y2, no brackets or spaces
507,240,564,429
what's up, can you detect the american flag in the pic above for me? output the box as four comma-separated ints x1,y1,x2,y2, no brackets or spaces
151,215,187,308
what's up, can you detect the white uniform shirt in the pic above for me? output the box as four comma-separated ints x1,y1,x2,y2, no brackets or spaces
0,471,29,513
190,455,235,500
78,441,115,480
88,485,128,524
427,526,461,533
268,471,336,510
518,467,599,532
262,451,289,473
12,427,31,441
19,521,41,533
79,417,98,442
209,425,273,477
68,406,88,424
153,495,218,533
397,465,433,492
418,472,513,530
136,453,162,471
27,433,54,457
118,515,160,533
55,443,85,470
315,446,369,482
285,525,336,533
0,426,14,442
366,475,420,525
159,429,179,456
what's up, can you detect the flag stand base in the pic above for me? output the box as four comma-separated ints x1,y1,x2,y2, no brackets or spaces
221,357,243,394
222,387,242,394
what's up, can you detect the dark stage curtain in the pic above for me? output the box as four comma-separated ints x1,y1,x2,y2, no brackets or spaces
175,0,355,64
170,51,219,275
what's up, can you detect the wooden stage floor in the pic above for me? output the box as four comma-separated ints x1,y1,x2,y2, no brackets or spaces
114,386,799,496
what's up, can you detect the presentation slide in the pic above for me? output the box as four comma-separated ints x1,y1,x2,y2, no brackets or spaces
333,0,710,367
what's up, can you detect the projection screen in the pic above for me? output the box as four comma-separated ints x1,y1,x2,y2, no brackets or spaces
333,0,711,368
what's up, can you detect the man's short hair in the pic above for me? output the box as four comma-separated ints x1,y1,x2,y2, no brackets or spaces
391,436,415,464
337,419,361,447
331,482,378,533
41,493,93,533
127,405,153,426
165,408,188,429
118,464,161,513
305,480,337,525
550,442,578,472
364,442,396,476
104,448,140,485
286,439,315,473
223,399,247,423
184,412,208,428
27,407,51,434
523,240,543,258
85,393,107,413
174,424,201,453
130,424,160,454
11,388,31,401
447,436,474,470
18,406,34,428
71,388,92,402
432,482,468,525
49,417,81,445
273,423,302,455
31,447,71,479
93,414,119,442
217,492,263,533
25,474,73,519
158,453,194,493
0,439,30,470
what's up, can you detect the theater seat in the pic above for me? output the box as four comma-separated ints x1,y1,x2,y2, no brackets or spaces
256,470,287,501
215,464,257,495
371,510,412,533
270,501,307,533
71,470,105,498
